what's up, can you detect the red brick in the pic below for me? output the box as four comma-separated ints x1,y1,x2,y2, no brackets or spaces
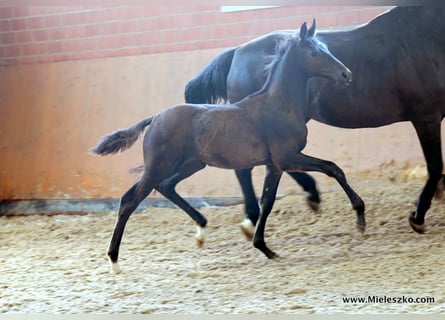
100,36,120,49
139,31,161,45
182,28,198,42
316,12,338,29
4,45,21,57
117,34,136,48
161,29,181,43
139,17,158,31
336,11,361,27
27,16,43,29
16,30,32,43
62,12,86,26
32,29,48,42
47,41,63,54
173,13,194,28
101,22,120,35
23,43,44,56
0,7,13,19
0,32,15,44
48,28,65,41
81,37,98,51
123,6,143,19
1,58,18,66
0,19,11,32
141,46,159,55
192,12,216,26
100,7,123,21
44,15,61,28
85,24,101,37
142,6,160,17
11,18,26,31
85,10,103,24
120,20,138,33
13,6,28,18
66,25,85,38
63,39,83,52
156,15,175,30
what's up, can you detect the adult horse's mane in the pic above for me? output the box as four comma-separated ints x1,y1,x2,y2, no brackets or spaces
263,34,297,78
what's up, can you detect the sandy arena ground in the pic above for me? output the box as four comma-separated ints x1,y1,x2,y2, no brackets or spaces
1,163,444,314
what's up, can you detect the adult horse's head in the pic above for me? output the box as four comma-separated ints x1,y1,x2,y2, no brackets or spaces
297,20,352,87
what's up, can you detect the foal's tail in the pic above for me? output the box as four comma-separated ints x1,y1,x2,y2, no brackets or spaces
90,117,153,156
184,47,236,104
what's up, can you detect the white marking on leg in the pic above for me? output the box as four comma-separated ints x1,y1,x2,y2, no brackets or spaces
195,225,206,248
240,219,255,240
109,258,122,274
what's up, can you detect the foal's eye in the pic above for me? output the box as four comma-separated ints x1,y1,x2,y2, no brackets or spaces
310,50,318,57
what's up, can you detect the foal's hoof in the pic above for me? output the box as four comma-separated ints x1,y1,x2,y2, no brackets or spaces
408,212,425,234
240,219,255,241
110,262,122,274
195,225,207,248
356,215,366,234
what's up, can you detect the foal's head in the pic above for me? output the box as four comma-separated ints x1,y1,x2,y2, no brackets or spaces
295,20,352,86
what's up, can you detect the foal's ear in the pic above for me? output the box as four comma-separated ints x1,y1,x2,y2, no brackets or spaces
308,19,316,37
300,22,308,40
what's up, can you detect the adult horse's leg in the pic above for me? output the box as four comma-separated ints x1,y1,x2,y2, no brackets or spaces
156,160,209,247
108,173,154,274
253,165,282,259
286,171,321,211
283,153,366,232
409,119,443,233
235,168,321,240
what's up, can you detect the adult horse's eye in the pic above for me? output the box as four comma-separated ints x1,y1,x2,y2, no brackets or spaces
310,50,318,57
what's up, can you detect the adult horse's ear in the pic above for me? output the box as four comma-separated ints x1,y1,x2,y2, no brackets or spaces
300,22,308,40
308,19,316,37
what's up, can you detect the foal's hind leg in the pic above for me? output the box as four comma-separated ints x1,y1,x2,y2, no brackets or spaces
156,160,208,247
108,173,155,274
281,153,365,232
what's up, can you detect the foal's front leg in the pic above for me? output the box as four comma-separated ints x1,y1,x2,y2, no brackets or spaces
253,165,283,259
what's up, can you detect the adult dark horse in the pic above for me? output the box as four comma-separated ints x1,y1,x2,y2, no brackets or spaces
185,6,445,234
91,21,363,273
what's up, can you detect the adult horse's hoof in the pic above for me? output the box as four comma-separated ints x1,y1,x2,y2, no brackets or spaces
306,198,320,212
409,212,425,234
240,219,255,241
356,223,366,234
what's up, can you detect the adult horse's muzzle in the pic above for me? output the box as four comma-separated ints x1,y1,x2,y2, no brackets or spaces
337,67,352,87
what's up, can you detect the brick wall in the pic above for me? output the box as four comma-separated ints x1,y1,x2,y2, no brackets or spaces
0,5,391,66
